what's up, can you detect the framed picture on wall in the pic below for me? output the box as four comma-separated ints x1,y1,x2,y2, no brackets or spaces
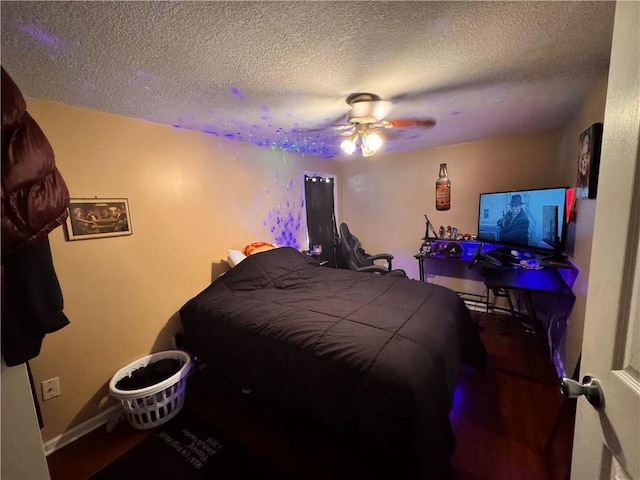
576,122,603,199
64,198,132,241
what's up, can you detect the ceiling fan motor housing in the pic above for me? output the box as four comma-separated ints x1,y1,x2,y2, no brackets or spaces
346,92,391,124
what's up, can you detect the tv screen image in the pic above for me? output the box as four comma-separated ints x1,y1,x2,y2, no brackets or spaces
477,187,567,252
542,205,559,248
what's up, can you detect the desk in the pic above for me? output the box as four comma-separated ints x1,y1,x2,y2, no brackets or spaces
415,240,484,282
415,249,576,307
415,245,578,376
479,264,574,295
415,242,577,293
479,263,576,335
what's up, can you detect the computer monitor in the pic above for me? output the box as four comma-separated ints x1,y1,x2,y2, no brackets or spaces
477,186,567,254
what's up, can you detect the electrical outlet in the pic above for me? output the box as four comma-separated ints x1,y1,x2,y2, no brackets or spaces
41,377,61,400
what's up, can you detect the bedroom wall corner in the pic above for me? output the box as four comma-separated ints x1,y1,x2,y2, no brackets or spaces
23,98,340,445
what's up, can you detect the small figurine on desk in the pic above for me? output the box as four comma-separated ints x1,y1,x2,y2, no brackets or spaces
439,226,445,239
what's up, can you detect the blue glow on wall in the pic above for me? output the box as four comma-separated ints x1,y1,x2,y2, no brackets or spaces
263,176,303,249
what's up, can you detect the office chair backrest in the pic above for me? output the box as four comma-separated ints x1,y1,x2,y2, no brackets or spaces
338,222,406,276
339,222,371,270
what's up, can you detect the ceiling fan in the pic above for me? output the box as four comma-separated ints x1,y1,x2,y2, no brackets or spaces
336,93,436,157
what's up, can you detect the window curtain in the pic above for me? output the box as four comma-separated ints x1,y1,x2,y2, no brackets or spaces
304,175,338,267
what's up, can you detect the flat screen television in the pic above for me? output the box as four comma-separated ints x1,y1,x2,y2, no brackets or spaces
477,186,568,254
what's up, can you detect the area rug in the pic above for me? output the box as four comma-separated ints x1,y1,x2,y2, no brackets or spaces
90,412,287,479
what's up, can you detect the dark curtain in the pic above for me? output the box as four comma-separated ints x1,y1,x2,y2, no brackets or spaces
304,175,338,267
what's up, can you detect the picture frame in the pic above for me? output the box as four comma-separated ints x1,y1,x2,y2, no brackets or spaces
64,198,132,241
576,122,603,199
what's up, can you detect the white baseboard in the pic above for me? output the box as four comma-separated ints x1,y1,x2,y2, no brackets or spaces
43,404,123,456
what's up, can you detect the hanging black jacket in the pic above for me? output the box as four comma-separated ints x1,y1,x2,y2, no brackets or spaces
1,66,70,366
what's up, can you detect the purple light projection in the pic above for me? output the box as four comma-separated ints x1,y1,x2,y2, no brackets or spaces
202,120,341,158
172,87,343,158
260,105,271,122
230,86,244,100
18,22,62,49
263,176,303,249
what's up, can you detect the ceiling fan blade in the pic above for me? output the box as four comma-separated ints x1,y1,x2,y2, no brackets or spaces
303,122,352,133
387,118,436,129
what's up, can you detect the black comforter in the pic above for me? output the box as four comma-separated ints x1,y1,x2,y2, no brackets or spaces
180,247,486,477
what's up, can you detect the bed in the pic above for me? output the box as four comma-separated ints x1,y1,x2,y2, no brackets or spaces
179,247,486,477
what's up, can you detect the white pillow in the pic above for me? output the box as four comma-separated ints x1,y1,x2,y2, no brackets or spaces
227,249,247,268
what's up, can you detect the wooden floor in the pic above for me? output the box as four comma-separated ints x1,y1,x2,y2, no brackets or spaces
47,312,576,480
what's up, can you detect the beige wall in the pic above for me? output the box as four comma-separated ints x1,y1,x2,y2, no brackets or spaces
26,98,340,443
556,77,608,378
340,130,562,284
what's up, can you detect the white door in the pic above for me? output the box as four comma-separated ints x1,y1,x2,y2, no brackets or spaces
1,360,51,480
571,2,640,479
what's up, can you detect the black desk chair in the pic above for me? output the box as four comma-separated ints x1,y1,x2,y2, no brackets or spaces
338,222,406,276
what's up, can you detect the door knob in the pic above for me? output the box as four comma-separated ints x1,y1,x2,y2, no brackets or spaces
560,375,604,407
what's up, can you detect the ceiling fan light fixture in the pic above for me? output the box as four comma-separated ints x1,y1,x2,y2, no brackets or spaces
340,133,358,154
360,129,379,157
339,120,390,157
340,126,384,156
363,130,383,152
361,144,376,157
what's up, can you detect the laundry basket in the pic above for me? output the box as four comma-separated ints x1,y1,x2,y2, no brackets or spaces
109,350,192,430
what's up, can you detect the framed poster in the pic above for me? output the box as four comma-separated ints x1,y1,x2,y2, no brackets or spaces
576,123,603,199
64,198,132,241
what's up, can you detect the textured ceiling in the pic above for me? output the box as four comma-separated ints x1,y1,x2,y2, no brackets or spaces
0,1,615,160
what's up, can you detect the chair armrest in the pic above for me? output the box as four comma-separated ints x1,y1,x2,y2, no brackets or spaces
356,265,392,274
366,253,394,262
365,253,394,270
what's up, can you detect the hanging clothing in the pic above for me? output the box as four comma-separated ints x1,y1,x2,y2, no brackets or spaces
2,237,70,365
1,66,70,366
